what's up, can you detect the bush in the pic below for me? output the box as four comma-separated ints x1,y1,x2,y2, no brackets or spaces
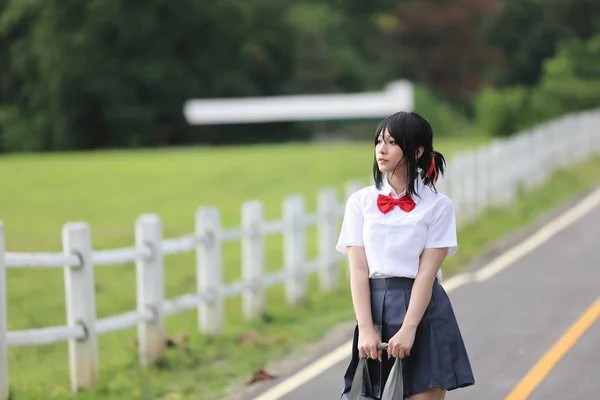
413,84,474,137
527,35,600,121
529,78,600,123
474,86,532,137
475,34,600,138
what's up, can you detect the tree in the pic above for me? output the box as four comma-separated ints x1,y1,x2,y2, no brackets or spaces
386,0,501,101
530,33,600,121
483,0,600,87
283,2,372,94
0,0,296,151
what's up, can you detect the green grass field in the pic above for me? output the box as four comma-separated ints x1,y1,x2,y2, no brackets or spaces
2,138,600,400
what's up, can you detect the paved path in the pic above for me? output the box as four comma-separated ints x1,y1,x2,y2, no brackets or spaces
247,189,600,400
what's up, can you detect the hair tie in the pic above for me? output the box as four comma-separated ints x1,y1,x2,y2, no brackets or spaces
425,151,438,183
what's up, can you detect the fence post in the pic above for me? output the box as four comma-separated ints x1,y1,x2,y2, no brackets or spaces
442,158,458,224
475,146,489,217
464,152,477,224
283,194,307,306
0,223,8,400
489,140,505,208
592,113,596,151
493,140,508,207
241,201,265,320
317,188,339,292
62,222,98,392
196,207,223,335
532,130,546,189
135,214,165,366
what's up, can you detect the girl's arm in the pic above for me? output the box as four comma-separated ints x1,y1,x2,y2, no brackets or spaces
337,192,382,359
387,247,448,359
403,247,448,330
347,246,382,360
348,246,373,328
404,196,457,330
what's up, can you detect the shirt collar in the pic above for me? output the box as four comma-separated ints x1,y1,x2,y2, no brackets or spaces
379,174,423,203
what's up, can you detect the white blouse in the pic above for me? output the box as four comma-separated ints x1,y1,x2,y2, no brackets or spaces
335,177,458,281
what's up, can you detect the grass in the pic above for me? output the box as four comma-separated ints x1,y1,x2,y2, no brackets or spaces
2,140,600,400
0,138,487,400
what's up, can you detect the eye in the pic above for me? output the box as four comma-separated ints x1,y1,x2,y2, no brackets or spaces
376,139,382,145
389,140,396,145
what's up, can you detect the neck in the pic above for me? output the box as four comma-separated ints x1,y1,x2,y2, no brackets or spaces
387,172,408,195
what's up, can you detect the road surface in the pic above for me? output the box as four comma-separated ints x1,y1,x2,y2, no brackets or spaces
246,188,600,400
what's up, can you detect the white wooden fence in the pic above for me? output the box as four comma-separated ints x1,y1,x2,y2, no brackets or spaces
2,110,600,398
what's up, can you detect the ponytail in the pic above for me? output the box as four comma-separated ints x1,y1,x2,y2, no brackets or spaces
419,150,446,190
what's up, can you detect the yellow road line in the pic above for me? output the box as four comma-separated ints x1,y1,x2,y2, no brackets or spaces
505,296,600,400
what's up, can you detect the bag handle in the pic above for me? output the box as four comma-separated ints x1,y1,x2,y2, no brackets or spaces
379,343,404,400
346,343,404,400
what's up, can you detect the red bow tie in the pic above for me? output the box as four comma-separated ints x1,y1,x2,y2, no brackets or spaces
377,193,416,214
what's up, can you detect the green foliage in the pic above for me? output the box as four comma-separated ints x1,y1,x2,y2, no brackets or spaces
529,35,600,121
475,33,600,137
283,3,372,92
413,85,475,137
474,86,532,137
0,0,506,152
483,0,600,87
0,0,297,152
2,0,600,150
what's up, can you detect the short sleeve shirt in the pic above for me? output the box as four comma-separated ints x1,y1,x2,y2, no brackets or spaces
335,177,458,281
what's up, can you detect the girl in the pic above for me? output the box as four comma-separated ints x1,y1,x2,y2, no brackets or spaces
336,111,475,399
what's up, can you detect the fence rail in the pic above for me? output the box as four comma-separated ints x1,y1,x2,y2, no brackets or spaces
183,80,414,125
1,110,600,398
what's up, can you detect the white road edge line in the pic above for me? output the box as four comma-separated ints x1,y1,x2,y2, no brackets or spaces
474,186,600,282
251,186,600,400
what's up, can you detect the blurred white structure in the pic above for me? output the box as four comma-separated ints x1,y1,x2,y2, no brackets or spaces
183,80,414,125
1,110,600,398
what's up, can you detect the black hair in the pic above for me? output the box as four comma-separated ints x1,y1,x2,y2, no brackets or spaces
372,111,446,197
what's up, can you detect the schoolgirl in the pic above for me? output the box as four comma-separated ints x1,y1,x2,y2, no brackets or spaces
336,111,475,399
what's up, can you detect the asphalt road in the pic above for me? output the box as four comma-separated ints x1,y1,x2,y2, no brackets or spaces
246,191,600,400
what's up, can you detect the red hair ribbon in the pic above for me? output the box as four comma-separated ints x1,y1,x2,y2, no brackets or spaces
424,152,437,184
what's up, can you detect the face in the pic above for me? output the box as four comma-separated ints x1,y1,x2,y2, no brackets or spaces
375,129,405,174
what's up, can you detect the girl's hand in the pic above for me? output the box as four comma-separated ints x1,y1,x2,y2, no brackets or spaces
358,326,382,361
387,325,416,359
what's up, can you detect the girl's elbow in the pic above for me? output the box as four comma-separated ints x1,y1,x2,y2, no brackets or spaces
416,268,439,283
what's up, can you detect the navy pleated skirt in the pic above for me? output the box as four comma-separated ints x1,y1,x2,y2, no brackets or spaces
342,277,475,399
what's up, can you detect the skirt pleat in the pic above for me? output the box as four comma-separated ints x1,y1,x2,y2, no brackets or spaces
341,277,475,399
